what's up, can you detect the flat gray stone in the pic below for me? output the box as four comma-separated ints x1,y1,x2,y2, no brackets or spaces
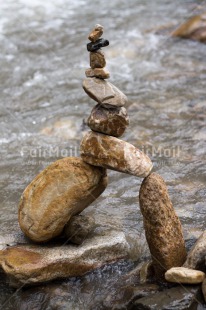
0,230,130,287
83,77,128,108
130,285,201,310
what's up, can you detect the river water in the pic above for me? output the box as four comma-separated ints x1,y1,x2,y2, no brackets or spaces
0,0,205,309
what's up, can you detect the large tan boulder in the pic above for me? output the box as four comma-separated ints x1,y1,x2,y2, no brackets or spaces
18,157,107,242
139,173,187,278
80,131,153,178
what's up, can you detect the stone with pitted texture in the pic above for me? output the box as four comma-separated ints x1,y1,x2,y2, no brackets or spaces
88,24,103,42
165,267,205,284
87,104,129,137
18,157,107,243
83,78,128,108
85,68,110,79
139,173,187,279
80,131,153,177
90,50,106,69
184,230,206,270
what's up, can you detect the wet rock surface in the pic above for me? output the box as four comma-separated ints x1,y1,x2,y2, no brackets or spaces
165,267,205,284
83,77,128,108
80,131,153,177
87,104,129,137
0,230,130,287
184,230,206,271
64,214,95,245
130,285,202,310
139,173,187,278
18,157,107,242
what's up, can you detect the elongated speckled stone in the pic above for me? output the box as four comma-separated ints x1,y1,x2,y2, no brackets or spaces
80,131,153,177
139,173,187,279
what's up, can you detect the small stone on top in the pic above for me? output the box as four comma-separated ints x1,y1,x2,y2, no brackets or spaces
88,24,104,42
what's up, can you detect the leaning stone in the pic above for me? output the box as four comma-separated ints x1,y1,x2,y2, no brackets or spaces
0,230,129,287
85,68,110,79
80,131,153,177
202,278,206,302
183,230,206,270
64,214,95,245
90,50,106,68
87,104,129,137
130,286,201,310
165,267,205,284
88,24,103,42
83,77,128,108
18,157,107,243
139,173,187,278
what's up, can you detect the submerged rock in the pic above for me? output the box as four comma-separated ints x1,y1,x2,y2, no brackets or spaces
139,173,187,278
83,77,128,108
18,157,107,242
172,13,206,43
87,104,129,137
184,230,206,270
80,131,153,177
165,267,205,284
64,214,95,245
130,285,202,310
0,230,129,287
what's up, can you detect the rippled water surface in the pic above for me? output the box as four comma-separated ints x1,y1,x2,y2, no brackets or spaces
0,0,206,309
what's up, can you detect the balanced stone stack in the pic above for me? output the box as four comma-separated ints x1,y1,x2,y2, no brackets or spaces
17,25,187,285
81,24,153,178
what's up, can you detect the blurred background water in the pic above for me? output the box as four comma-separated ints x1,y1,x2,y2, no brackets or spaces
0,0,205,309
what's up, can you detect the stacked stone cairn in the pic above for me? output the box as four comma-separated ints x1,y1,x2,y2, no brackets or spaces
18,25,206,287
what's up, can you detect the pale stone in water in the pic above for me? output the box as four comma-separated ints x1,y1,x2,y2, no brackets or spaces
83,77,128,108
64,214,95,245
90,50,106,68
80,131,153,177
87,104,129,137
172,14,206,43
184,230,206,270
88,24,104,42
0,230,129,287
18,157,107,242
85,68,110,79
139,173,187,278
165,267,205,284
